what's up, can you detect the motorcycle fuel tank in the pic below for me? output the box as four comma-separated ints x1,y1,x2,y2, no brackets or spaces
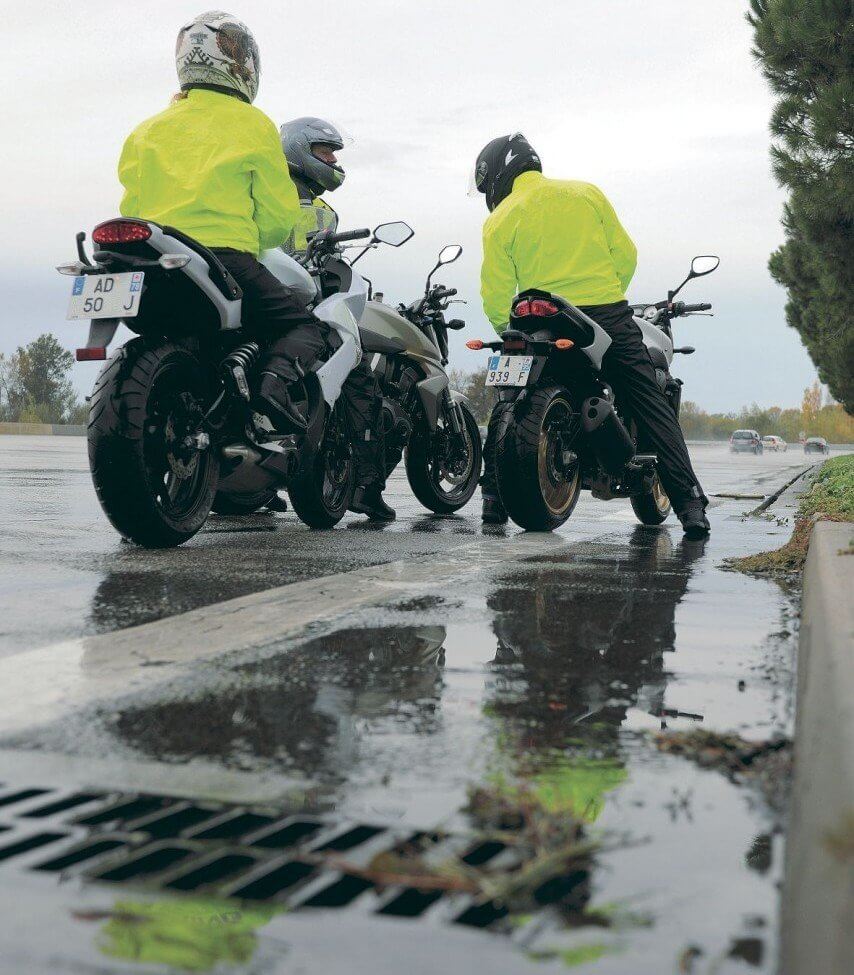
359,300,442,365
258,248,319,305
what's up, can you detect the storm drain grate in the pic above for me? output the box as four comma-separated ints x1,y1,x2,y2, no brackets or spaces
0,783,563,931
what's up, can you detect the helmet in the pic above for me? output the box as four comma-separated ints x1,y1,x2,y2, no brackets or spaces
280,117,350,195
469,133,542,212
175,11,260,104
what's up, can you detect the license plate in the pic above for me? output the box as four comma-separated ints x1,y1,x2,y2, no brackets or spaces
66,271,144,320
485,355,533,387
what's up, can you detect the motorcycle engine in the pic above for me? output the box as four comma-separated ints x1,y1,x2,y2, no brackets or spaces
382,399,413,449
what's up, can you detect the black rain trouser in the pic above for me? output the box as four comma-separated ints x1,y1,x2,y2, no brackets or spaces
213,249,384,487
482,300,706,512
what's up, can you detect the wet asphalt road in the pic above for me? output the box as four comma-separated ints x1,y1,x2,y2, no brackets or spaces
0,436,830,973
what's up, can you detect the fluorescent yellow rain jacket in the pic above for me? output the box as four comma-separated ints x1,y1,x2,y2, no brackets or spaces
119,89,301,257
481,171,637,331
284,197,339,256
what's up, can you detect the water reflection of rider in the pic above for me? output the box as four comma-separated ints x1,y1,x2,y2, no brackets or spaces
106,626,446,786
483,528,706,822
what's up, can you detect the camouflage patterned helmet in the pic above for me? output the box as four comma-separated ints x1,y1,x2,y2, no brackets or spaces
175,11,260,104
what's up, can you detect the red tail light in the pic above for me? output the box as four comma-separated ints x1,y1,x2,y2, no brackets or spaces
513,298,559,317
92,220,151,245
76,348,107,361
503,339,527,351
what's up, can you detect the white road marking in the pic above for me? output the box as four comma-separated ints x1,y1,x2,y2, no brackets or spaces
0,532,572,737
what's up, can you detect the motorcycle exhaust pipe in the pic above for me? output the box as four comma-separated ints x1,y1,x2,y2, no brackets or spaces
580,396,635,475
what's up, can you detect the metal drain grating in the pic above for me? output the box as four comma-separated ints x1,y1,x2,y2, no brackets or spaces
0,783,535,930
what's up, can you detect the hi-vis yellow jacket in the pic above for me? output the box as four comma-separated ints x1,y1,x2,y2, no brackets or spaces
480,171,637,331
119,89,301,257
284,197,339,256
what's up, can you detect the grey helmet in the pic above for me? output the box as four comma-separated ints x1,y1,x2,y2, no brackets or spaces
176,11,260,104
280,117,348,195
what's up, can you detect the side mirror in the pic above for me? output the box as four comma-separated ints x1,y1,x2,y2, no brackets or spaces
426,243,463,291
437,244,462,266
690,255,720,278
373,221,414,247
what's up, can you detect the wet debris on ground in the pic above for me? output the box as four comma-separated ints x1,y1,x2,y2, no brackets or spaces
653,729,793,814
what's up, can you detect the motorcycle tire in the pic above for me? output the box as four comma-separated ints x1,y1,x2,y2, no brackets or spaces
405,401,483,514
88,341,218,548
211,489,279,515
288,402,354,529
630,471,672,525
494,385,582,531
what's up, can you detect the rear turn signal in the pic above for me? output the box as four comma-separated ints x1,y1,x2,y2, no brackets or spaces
92,220,151,245
76,348,107,361
466,339,485,350
555,339,574,350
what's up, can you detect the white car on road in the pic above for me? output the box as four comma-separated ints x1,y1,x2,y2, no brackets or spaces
761,435,788,452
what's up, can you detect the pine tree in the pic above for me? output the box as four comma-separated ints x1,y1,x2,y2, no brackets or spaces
747,0,854,412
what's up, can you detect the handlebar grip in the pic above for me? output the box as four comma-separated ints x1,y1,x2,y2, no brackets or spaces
433,286,457,300
333,228,372,243
683,302,712,312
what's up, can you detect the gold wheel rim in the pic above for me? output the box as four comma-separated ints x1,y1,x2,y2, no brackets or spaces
537,398,579,517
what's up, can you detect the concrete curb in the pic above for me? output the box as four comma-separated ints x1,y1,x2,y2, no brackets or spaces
0,422,85,436
781,521,854,975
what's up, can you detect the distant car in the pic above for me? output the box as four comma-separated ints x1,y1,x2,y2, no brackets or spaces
761,435,788,452
730,429,763,454
804,437,830,455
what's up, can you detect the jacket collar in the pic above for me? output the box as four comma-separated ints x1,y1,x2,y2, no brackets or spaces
511,170,542,195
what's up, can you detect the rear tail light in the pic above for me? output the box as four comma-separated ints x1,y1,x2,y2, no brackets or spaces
76,348,107,361
514,298,559,318
92,220,151,245
503,338,527,351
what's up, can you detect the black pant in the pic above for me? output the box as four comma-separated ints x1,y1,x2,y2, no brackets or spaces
482,300,705,511
213,249,384,487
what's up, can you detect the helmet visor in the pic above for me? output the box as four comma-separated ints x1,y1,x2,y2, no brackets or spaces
467,157,487,198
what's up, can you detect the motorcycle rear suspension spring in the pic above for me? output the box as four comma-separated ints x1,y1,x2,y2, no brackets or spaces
221,342,261,375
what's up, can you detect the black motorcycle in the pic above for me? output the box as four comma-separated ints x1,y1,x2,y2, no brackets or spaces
468,256,719,531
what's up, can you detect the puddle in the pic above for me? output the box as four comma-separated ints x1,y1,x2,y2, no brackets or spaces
4,521,798,971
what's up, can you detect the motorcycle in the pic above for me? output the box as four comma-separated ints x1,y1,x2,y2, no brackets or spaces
57,215,423,547
467,255,719,531
355,242,482,514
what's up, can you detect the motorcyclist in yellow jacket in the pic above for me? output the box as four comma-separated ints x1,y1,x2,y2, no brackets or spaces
118,11,323,433
472,134,709,538
279,117,394,521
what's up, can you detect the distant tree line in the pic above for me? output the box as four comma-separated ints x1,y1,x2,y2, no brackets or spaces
748,0,854,413
0,334,88,424
451,370,854,443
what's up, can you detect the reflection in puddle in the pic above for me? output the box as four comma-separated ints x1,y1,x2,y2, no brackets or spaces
27,523,793,971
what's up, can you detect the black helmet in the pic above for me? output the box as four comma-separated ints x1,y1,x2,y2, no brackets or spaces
470,133,541,212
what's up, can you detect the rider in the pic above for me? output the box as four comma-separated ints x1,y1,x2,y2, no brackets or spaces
118,11,321,434
471,134,710,538
279,117,394,522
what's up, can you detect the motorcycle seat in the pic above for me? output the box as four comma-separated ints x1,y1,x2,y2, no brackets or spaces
358,325,407,356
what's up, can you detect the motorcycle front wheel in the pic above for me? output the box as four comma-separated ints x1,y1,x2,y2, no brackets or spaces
88,342,218,548
630,471,672,525
405,401,483,514
288,401,354,528
494,386,582,531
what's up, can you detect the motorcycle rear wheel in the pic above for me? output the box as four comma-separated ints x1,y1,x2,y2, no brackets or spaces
495,386,582,531
405,402,483,514
288,402,354,528
88,342,218,548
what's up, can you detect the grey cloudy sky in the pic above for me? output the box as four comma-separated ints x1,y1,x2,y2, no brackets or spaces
2,0,818,411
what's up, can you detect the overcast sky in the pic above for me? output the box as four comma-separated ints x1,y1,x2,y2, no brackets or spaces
1,0,818,411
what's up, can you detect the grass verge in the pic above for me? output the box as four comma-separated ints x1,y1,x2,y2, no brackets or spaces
728,454,854,575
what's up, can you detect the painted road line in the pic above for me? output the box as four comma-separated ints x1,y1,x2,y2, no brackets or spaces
0,531,573,738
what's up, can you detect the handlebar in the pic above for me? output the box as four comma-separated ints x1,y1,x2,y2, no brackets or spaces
431,286,457,301
330,228,371,244
683,302,712,312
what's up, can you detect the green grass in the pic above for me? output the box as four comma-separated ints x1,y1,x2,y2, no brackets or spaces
730,454,854,575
